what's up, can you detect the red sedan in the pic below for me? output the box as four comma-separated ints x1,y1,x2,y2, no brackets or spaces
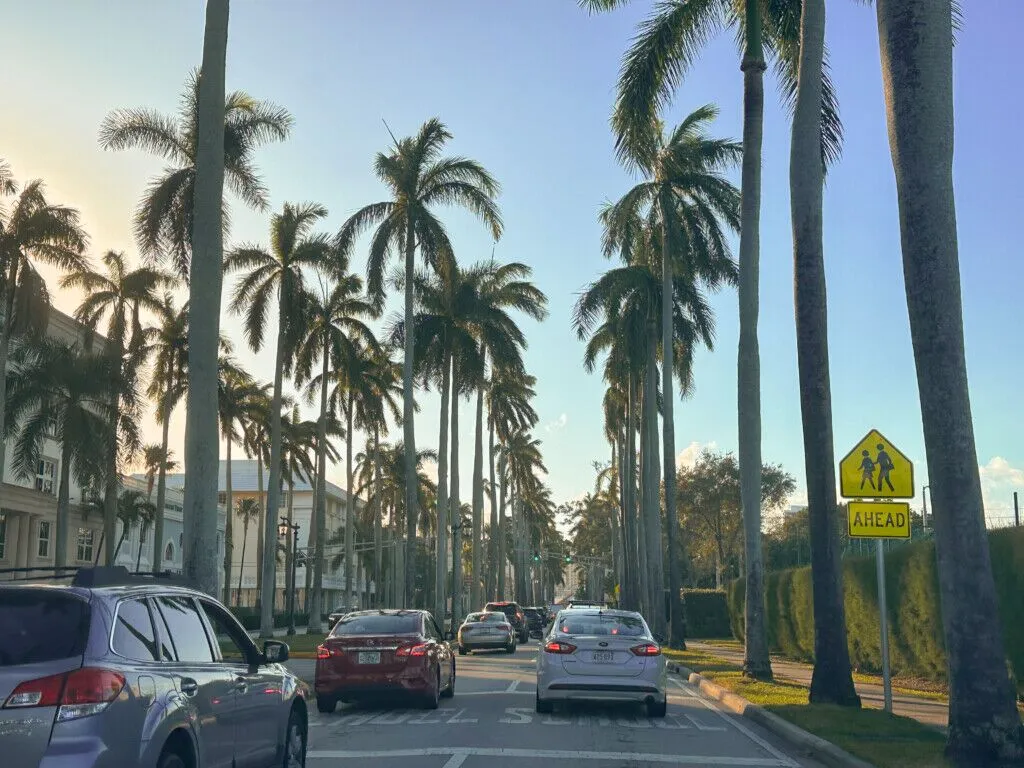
315,609,456,712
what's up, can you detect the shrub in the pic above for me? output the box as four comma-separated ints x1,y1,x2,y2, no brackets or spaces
728,527,1024,686
681,589,732,638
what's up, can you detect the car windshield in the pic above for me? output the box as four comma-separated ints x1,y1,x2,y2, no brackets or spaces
0,590,91,667
330,613,420,636
466,612,503,623
556,613,648,637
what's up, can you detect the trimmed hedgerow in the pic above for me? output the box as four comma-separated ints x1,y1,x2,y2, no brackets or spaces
681,589,732,638
728,526,1024,687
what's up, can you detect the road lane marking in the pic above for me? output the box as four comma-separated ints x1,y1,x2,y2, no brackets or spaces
307,747,790,766
668,677,799,768
441,753,468,768
445,708,478,724
455,689,534,696
505,679,520,693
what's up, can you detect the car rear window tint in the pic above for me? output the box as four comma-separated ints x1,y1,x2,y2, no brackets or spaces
331,614,421,636
0,590,90,666
112,598,159,661
154,596,215,663
467,612,502,623
557,614,647,637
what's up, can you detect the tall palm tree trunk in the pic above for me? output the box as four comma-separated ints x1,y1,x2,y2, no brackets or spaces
153,389,172,569
737,0,771,681
642,326,665,637
285,476,295,614
435,345,452,621
255,451,265,603
486,412,498,600
183,0,229,597
659,208,686,649
237,519,248,604
635,374,650,619
102,338,124,567
54,442,73,568
497,456,507,598
261,300,287,637
222,440,233,604
309,345,331,633
450,386,462,626
345,391,355,608
401,219,418,608
623,389,638,612
876,0,1024,758
373,427,383,608
471,382,485,610
791,0,858,705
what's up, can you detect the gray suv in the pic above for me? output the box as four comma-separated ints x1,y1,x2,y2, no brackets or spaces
0,566,310,768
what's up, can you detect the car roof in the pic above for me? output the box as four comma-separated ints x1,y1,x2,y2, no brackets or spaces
557,608,643,620
485,601,516,606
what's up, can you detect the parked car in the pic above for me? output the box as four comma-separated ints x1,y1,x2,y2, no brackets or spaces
315,609,455,712
536,608,667,718
457,611,515,655
484,601,530,643
522,607,546,638
0,565,309,768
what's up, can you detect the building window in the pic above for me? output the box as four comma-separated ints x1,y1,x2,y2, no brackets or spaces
0,514,6,560
36,459,57,495
76,528,94,563
44,414,59,438
37,520,51,558
164,542,174,562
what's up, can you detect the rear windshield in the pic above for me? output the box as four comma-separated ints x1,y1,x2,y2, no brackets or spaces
331,613,421,636
556,613,648,638
0,590,91,666
466,612,503,623
485,603,516,614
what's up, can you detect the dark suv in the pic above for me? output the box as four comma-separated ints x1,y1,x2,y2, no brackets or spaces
521,607,546,638
0,566,309,768
484,601,530,643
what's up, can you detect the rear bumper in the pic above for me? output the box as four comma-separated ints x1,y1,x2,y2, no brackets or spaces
537,674,665,704
315,664,432,699
460,634,513,649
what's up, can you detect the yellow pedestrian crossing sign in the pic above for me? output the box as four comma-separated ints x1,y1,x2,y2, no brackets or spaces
839,429,914,499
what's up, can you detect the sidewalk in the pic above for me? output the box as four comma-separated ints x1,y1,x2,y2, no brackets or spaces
247,626,309,638
690,641,948,731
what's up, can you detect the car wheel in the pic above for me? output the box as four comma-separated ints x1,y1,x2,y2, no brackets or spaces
521,631,529,644
458,646,467,656
316,695,335,714
535,690,553,714
646,696,668,719
157,750,187,768
422,670,440,710
283,707,307,767
505,641,515,654
441,660,456,698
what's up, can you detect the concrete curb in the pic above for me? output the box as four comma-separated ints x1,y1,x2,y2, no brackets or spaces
667,661,875,768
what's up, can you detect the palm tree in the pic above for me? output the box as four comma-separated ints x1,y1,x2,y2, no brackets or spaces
62,250,170,566
235,497,261,605
0,171,89,493
140,442,177,570
499,430,547,603
602,105,741,649
3,339,113,567
875,0,1023,758
112,490,157,562
293,274,379,631
241,383,274,604
226,202,333,634
336,118,503,606
279,408,318,613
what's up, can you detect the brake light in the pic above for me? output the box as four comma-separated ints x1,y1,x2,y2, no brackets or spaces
316,644,332,660
498,623,510,631
631,643,662,657
544,641,577,655
4,668,125,721
396,643,429,657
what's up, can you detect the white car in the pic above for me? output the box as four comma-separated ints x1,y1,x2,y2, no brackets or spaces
535,608,667,717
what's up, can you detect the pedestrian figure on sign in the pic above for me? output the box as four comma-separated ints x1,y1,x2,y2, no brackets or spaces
875,444,895,492
859,450,876,490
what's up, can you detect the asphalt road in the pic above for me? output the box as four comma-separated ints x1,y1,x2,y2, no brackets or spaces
289,642,825,768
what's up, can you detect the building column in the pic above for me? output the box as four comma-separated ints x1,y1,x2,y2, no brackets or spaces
15,513,37,569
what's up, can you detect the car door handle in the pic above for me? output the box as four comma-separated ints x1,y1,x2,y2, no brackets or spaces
179,677,198,696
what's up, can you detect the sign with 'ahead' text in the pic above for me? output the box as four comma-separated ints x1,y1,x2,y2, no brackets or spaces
847,501,911,539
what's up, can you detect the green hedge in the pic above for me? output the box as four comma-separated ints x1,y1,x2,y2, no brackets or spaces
230,607,311,631
728,527,1024,686
681,589,732,638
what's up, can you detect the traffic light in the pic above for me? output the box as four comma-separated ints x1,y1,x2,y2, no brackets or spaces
564,553,572,563
532,551,541,562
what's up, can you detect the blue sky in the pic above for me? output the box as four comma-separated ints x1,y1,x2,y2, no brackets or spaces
3,1,1021,524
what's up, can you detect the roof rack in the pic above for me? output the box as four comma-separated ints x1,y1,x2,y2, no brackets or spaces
0,565,196,589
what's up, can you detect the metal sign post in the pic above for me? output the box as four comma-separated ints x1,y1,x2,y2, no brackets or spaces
875,539,893,712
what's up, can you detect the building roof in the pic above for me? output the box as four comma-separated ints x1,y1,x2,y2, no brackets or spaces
156,459,360,504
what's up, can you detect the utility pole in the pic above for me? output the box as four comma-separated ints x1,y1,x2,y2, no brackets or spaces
1014,491,1019,528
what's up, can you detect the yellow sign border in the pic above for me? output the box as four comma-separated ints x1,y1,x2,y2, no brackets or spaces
839,429,915,500
847,501,912,540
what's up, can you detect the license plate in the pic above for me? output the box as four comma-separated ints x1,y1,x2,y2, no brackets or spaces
358,651,381,664
592,651,614,663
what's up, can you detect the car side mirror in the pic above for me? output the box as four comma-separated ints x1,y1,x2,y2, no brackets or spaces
263,640,290,664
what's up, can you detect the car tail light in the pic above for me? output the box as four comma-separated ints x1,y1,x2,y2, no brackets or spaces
316,644,332,660
498,623,510,631
4,668,125,721
396,643,429,657
544,640,577,655
630,643,662,657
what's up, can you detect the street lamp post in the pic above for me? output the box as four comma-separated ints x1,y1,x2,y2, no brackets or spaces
278,518,300,636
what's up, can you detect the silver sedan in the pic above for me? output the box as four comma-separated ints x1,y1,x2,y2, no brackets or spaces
535,608,667,717
457,611,516,654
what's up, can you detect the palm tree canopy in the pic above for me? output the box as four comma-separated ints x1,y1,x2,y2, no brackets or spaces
335,118,504,303
99,70,293,276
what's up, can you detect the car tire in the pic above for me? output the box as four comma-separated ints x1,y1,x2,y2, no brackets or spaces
422,670,440,710
646,696,668,719
520,631,529,644
458,646,467,656
316,695,335,714
283,707,307,767
157,750,187,768
441,661,456,698
505,641,515,654
535,690,553,714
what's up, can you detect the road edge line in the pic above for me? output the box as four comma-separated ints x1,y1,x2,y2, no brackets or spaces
667,661,875,768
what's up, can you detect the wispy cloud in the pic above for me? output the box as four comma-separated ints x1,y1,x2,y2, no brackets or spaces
676,440,717,469
545,413,568,433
